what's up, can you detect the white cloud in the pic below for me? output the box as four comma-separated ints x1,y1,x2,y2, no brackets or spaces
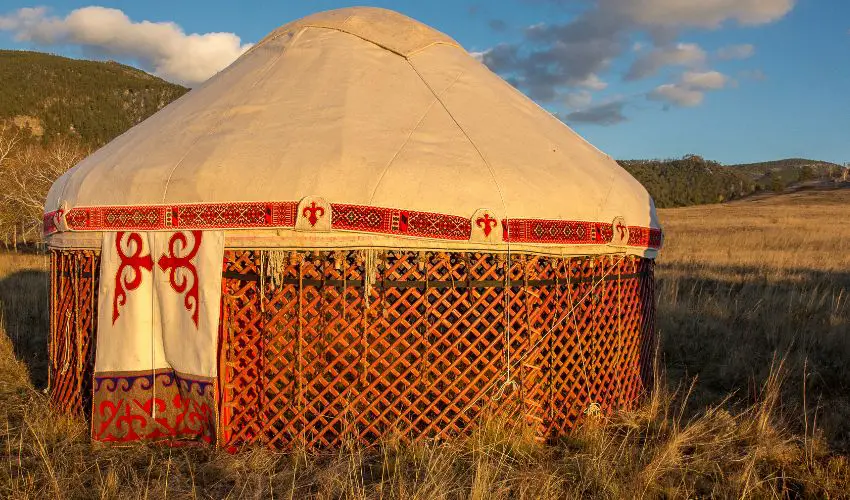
563,90,593,109
607,0,796,29
716,44,756,60
649,70,730,107
625,42,707,80
681,70,729,89
576,73,608,90
649,84,705,106
0,6,251,85
482,0,793,105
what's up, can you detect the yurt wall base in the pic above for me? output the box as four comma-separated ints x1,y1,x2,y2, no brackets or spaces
49,249,656,448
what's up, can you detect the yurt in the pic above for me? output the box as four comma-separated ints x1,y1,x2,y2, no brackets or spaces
43,7,662,448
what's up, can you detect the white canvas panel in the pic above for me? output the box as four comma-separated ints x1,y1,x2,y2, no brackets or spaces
95,231,224,378
151,231,224,378
95,231,165,372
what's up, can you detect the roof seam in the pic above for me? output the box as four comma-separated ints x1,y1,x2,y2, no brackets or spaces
251,24,461,59
405,58,510,218
367,69,466,205
160,27,305,203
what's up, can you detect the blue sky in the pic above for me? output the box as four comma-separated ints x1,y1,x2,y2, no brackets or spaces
1,0,848,165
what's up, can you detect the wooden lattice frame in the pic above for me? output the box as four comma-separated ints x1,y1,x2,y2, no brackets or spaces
49,250,99,416
219,250,656,449
47,248,655,447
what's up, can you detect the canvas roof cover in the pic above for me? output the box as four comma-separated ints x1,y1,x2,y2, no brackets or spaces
44,7,662,257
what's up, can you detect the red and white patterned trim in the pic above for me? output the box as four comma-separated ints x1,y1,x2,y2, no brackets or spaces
627,226,663,249
502,219,614,245
332,203,471,240
45,202,662,249
62,202,298,232
43,209,62,236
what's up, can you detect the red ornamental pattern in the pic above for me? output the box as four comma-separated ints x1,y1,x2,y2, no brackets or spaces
627,226,663,249
113,232,153,324
92,371,215,444
43,210,61,235
302,201,326,227
112,231,207,326
63,202,298,232
503,219,614,245
157,231,202,327
332,203,471,240
48,201,663,250
476,213,499,236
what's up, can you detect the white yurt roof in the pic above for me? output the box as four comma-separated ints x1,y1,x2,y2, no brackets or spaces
44,7,662,257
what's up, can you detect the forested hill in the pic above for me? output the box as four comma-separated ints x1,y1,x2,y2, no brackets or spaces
619,156,846,208
0,50,187,146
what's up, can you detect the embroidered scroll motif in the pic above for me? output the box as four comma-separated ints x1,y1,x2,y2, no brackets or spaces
302,201,325,227
113,232,153,324
616,221,627,240
627,226,663,249
157,231,202,327
92,371,215,443
476,213,498,237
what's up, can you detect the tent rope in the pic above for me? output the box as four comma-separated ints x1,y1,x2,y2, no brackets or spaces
460,254,627,417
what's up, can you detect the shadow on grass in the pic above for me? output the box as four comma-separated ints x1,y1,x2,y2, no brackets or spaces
657,262,850,451
0,268,50,389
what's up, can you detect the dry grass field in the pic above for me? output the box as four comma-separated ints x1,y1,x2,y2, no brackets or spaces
1,189,850,498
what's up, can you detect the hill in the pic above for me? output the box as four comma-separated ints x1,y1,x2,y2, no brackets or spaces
619,155,756,207
729,158,845,189
620,155,847,208
0,50,187,146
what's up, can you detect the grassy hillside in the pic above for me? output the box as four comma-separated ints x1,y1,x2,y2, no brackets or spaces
1,189,850,497
619,156,757,207
730,158,845,189
621,155,847,208
731,158,842,176
0,50,187,146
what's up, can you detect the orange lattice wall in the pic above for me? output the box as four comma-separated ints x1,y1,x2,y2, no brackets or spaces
48,249,655,448
49,250,100,416
219,250,656,449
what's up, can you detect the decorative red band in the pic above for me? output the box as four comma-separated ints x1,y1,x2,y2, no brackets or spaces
45,202,662,249
43,210,61,236
502,219,614,245
627,226,663,249
63,202,298,232
92,370,215,444
332,203,471,240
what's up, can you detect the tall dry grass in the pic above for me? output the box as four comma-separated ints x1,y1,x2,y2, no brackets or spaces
0,189,849,498
657,189,850,451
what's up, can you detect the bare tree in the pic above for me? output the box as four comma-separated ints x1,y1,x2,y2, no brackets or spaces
0,125,22,169
0,133,87,244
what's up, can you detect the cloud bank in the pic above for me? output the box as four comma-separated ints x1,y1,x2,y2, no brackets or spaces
0,6,251,85
649,70,731,107
481,0,795,124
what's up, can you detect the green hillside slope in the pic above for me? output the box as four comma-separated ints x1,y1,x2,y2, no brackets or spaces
620,156,847,208
0,50,187,146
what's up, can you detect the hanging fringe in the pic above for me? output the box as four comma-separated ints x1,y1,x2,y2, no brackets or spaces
265,250,288,289
360,249,378,309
